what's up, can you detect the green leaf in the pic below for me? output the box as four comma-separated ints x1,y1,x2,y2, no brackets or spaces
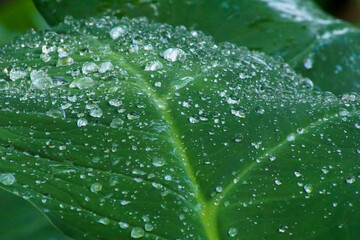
0,16,360,239
0,0,48,46
0,188,70,240
33,0,360,95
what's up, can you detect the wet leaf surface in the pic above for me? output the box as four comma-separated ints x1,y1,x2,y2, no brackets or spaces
0,16,359,239
34,0,360,95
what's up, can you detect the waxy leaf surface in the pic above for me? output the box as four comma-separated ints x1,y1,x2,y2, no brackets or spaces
34,0,360,95
0,16,359,239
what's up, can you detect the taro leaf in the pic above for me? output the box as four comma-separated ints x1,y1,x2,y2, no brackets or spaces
0,189,70,240
0,16,360,240
34,0,360,96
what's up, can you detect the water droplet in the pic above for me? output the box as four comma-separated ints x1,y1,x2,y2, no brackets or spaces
90,182,102,193
110,118,124,128
119,222,129,229
216,186,223,193
275,179,282,185
30,70,53,89
231,107,246,118
346,176,356,184
77,118,88,127
189,116,199,124
46,108,65,118
0,79,9,90
57,56,74,66
304,55,314,69
127,112,140,120
90,107,103,118
109,98,122,107
294,171,302,177
152,157,165,167
110,26,127,40
228,227,238,237
286,133,296,142
144,223,154,232
70,77,95,89
0,173,16,185
98,217,110,225
9,67,27,81
131,227,145,238
99,61,114,73
304,184,313,193
162,48,186,62
145,60,163,71
278,226,287,233
82,62,99,74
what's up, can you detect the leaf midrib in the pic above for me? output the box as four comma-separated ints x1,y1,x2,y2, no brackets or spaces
106,51,221,239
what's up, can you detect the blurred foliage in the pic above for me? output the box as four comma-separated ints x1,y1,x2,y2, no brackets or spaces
0,0,48,46
0,189,70,240
313,0,360,23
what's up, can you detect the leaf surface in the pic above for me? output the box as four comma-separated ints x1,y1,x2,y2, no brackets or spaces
0,16,359,239
34,0,360,95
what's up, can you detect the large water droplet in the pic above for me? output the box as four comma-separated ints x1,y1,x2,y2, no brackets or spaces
0,173,16,185
228,227,238,237
131,227,145,238
90,107,103,118
162,48,186,62
82,62,99,74
70,77,95,89
77,118,88,127
99,61,114,73
145,60,163,71
30,70,53,89
9,67,27,81
90,182,102,192
110,26,127,40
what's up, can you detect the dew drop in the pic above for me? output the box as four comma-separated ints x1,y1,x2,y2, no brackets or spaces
69,77,95,89
119,222,129,229
145,60,163,71
82,62,99,75
152,157,165,167
286,133,296,142
90,107,103,118
30,70,53,89
90,182,102,193
0,79,10,90
144,223,154,232
228,227,238,237
110,26,127,40
162,48,186,62
9,67,27,81
131,227,145,239
99,61,114,73
77,118,88,127
98,217,110,225
346,176,356,184
0,173,16,185
304,184,313,193
110,118,124,128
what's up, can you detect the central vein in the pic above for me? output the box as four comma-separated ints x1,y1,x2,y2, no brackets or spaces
115,56,219,240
